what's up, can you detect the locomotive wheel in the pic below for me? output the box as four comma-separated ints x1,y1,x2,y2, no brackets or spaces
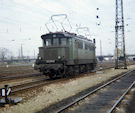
84,65,88,73
49,74,57,79
67,66,74,76
62,74,67,78
79,65,85,73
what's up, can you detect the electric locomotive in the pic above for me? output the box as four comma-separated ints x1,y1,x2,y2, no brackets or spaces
35,31,96,79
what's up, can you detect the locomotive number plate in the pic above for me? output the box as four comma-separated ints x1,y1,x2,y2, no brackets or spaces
46,60,55,63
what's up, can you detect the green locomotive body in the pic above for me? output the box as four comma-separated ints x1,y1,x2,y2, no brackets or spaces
35,32,96,79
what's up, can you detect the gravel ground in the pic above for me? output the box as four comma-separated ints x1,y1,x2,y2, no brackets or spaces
126,87,135,113
0,65,135,113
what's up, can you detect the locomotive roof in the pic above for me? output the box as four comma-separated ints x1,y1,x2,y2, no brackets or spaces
41,31,92,42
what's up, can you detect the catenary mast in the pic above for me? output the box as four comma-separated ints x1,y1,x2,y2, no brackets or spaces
115,0,127,69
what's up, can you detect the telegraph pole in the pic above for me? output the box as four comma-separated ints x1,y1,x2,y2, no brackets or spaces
115,0,127,69
100,40,102,57
21,44,23,59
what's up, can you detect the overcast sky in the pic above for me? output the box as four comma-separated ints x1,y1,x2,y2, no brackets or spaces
0,0,134,57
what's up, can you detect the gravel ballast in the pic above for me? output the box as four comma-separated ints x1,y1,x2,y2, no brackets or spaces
0,65,135,113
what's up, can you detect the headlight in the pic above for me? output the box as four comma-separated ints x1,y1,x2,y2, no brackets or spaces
58,56,61,59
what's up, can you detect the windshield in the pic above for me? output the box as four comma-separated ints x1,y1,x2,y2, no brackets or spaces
44,38,67,46
45,39,52,46
53,38,59,46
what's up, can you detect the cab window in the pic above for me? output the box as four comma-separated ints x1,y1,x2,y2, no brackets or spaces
53,38,59,46
45,39,51,46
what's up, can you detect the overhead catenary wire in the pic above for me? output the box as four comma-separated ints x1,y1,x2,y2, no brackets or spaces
0,1,49,20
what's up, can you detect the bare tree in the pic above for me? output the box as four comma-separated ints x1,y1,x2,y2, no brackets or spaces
0,48,10,62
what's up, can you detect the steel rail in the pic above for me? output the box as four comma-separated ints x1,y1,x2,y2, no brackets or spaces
10,77,70,93
108,81,135,113
0,66,113,95
0,68,34,73
0,78,48,93
0,66,113,94
11,80,49,93
0,65,113,83
0,66,130,97
55,70,134,113
0,72,42,82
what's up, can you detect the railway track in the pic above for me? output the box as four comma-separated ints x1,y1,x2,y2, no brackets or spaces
0,72,42,82
0,61,131,82
50,70,135,113
0,66,132,101
0,63,135,113
109,81,135,113
1,77,70,95
0,65,134,113
0,68,34,74
0,66,114,98
10,78,50,93
0,64,112,82
0,77,53,95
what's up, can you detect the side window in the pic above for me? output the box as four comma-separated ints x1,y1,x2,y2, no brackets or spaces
89,45,94,51
78,40,83,49
75,39,78,48
85,43,89,50
46,39,51,46
75,39,83,49
68,38,72,45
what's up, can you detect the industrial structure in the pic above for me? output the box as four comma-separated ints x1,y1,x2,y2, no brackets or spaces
115,0,127,69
